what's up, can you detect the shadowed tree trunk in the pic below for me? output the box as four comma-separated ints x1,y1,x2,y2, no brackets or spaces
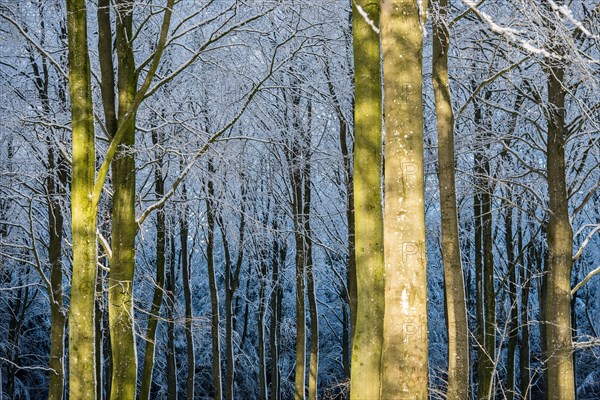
206,162,223,400
139,129,167,400
166,219,178,400
270,221,285,400
219,194,245,400
180,184,195,400
474,95,495,400
304,121,319,400
431,0,469,397
47,145,67,400
107,2,138,397
543,57,575,400
505,195,517,400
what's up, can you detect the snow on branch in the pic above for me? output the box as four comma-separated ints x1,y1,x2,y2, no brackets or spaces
572,266,600,296
355,4,380,34
461,0,562,60
547,0,599,40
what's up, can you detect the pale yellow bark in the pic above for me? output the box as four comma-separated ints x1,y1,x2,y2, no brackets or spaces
380,1,429,398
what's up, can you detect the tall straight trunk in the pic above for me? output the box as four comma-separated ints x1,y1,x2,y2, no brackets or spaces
481,168,496,400
349,1,385,398
258,253,268,400
291,151,306,400
6,283,29,399
286,82,308,400
325,59,355,377
66,0,98,397
180,185,195,400
505,199,517,400
140,131,167,400
31,38,67,399
206,169,223,400
47,147,66,400
474,98,495,400
220,206,245,400
220,207,245,400
270,228,285,400
96,6,116,398
474,174,484,394
108,2,138,396
304,142,319,400
431,1,469,397
519,221,531,400
166,222,178,400
380,1,429,398
544,61,575,400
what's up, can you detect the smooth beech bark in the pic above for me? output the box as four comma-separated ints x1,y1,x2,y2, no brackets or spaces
380,1,429,398
349,1,385,398
66,0,98,397
431,1,469,397
544,61,575,400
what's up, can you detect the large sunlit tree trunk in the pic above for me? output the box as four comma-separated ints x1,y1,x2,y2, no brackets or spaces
349,1,385,398
431,0,469,397
380,0,429,397
66,0,98,397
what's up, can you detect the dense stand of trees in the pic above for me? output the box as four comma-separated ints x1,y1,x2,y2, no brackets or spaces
0,1,599,399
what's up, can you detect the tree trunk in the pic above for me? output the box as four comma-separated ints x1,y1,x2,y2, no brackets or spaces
220,206,245,400
66,0,99,396
519,234,532,400
47,148,66,400
107,1,138,398
380,1,429,398
349,1,385,398
206,168,223,400
258,253,268,400
140,130,167,400
474,97,495,400
431,1,469,397
292,153,307,400
304,141,319,400
518,214,532,400
287,84,308,400
167,221,178,400
505,198,517,400
180,185,195,400
544,61,575,400
270,230,285,400
325,57,355,378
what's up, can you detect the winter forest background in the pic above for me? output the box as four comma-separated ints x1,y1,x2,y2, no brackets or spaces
0,0,599,399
